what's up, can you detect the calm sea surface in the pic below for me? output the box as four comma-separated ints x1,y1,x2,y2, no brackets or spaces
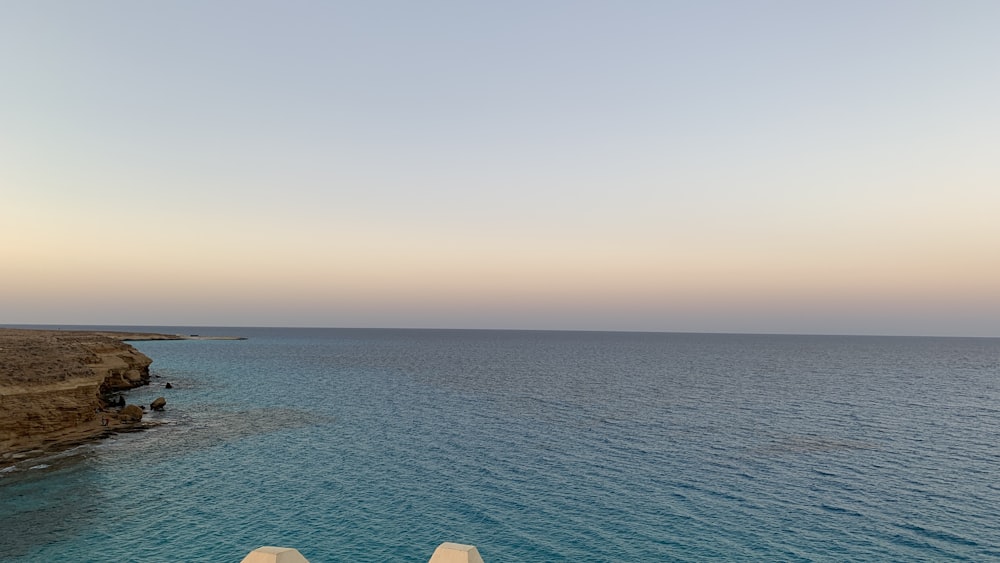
2,328,1000,561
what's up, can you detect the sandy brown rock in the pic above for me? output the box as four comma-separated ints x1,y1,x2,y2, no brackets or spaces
0,328,177,457
118,404,144,423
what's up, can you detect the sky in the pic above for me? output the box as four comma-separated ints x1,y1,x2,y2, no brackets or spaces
2,1,999,336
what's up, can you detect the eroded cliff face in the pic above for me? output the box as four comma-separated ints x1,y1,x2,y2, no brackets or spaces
0,329,155,456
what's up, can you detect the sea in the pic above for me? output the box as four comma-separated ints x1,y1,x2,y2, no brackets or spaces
2,327,999,561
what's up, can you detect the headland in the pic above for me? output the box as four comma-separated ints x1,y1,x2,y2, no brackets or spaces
0,328,239,463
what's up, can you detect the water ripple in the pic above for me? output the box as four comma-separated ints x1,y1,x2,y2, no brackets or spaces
2,331,1000,561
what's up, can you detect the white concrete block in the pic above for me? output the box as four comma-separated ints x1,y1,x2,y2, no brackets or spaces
427,542,485,563
240,546,310,563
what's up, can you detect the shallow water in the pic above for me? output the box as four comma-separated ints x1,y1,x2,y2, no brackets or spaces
2,328,1000,561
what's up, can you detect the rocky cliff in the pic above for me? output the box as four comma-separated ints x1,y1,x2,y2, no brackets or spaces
0,329,169,458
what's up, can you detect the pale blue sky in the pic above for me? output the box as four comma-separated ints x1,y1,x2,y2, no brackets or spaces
2,1,999,335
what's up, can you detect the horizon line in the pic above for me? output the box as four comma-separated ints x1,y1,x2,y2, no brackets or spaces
3,323,998,340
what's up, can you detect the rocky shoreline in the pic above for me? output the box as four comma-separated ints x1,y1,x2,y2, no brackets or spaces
0,328,197,464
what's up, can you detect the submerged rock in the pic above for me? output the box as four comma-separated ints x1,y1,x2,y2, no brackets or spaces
150,397,166,411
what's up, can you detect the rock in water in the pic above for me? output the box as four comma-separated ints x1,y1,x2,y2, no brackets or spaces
165,382,173,389
150,397,166,411
119,404,144,423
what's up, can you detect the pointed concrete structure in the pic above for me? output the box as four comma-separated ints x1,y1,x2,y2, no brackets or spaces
240,546,310,563
427,542,484,563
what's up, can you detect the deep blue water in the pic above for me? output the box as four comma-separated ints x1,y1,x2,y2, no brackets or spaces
2,328,1000,561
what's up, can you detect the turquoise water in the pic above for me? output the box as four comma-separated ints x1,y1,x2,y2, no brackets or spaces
2,328,1000,561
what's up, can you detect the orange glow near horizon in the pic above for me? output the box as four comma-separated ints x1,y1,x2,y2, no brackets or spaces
5,213,998,332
